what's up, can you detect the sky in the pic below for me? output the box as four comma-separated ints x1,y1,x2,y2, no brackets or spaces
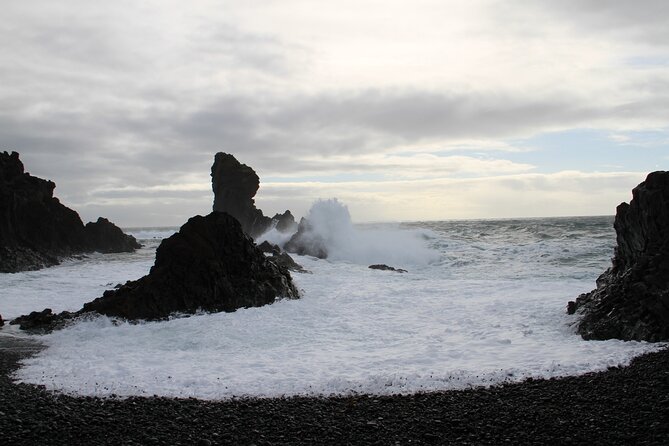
1,0,668,227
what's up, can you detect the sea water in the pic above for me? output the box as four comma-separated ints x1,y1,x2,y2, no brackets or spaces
0,205,663,399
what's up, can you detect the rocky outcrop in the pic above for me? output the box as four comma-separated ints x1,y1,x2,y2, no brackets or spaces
1,151,88,271
284,217,328,259
272,252,310,274
211,152,267,237
369,264,408,273
0,151,140,273
568,171,669,341
10,308,75,332
257,241,308,273
270,210,298,233
211,152,295,238
258,241,281,255
81,212,299,321
84,217,141,253
12,212,301,330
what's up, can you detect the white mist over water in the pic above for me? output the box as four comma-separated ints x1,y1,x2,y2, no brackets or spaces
256,226,294,248
2,212,665,400
260,198,438,267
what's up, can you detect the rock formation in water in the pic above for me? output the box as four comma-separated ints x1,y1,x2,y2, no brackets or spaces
0,151,140,273
257,240,309,273
10,308,75,331
84,217,141,253
13,212,301,330
271,209,298,233
258,240,281,255
369,264,408,273
211,152,296,238
284,217,328,259
568,171,669,341
81,211,299,321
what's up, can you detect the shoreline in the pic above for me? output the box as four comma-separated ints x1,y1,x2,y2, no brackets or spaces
1,334,667,445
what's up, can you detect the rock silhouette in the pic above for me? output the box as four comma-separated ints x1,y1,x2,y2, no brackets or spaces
211,152,295,238
369,264,408,273
569,171,669,341
284,217,328,259
81,212,299,321
84,217,141,253
0,151,139,273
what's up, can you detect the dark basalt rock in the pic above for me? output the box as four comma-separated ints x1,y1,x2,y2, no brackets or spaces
1,151,88,271
211,152,296,238
257,241,309,273
0,151,140,273
9,308,76,332
272,252,310,274
284,217,328,259
369,264,408,273
258,241,281,255
569,171,669,341
0,246,59,274
81,212,299,321
84,217,141,253
211,152,268,238
271,210,298,233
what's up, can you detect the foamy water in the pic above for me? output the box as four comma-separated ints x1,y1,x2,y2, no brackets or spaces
0,204,663,399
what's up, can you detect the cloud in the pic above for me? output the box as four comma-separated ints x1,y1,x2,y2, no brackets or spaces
1,1,667,225
257,171,647,222
262,153,534,179
522,1,669,46
266,90,597,141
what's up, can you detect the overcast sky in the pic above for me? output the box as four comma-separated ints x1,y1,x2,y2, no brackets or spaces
2,0,668,226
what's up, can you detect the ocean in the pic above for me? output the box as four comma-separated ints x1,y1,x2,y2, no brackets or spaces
0,210,663,400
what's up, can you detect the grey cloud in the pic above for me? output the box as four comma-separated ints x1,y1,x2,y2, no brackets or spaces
168,85,669,178
194,24,310,76
78,198,212,228
250,90,596,144
506,1,669,46
4,84,665,193
90,188,210,200
177,90,592,157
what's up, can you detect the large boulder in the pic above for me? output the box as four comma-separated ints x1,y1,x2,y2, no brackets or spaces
568,171,669,341
84,217,141,253
81,212,299,320
211,152,296,238
0,151,140,272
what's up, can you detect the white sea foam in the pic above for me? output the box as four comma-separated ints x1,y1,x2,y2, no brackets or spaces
2,212,663,400
0,248,155,319
273,198,438,267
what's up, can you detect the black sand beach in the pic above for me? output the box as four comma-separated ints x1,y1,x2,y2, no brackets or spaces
2,335,667,445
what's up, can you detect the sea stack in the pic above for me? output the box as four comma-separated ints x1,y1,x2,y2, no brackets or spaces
0,151,140,273
81,212,299,321
84,217,141,253
211,152,296,238
568,171,669,341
